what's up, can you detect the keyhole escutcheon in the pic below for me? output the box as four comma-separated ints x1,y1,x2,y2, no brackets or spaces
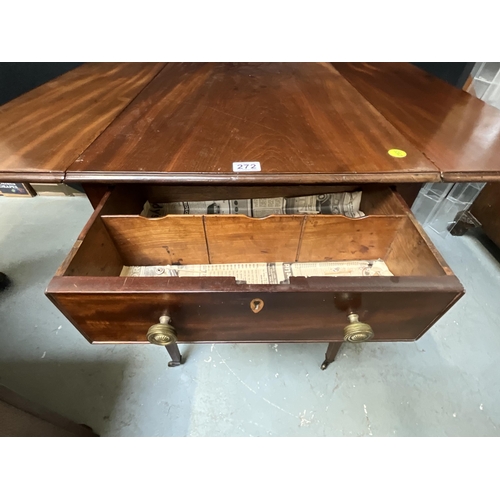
250,298,264,314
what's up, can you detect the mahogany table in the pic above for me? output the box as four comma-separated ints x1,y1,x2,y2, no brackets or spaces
2,62,500,370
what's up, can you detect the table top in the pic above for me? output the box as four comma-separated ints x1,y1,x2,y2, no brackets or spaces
0,62,165,182
1,62,500,184
333,63,500,182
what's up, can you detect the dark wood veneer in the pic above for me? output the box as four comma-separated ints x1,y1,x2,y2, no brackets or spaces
333,62,500,182
66,63,440,184
46,185,463,347
0,63,165,182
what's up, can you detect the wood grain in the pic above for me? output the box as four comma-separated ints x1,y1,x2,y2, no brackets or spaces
204,215,304,264
102,215,209,266
358,186,406,215
46,276,462,343
48,196,464,345
47,275,464,294
298,216,402,262
144,184,360,204
81,184,110,209
470,183,500,248
0,63,165,182
57,191,123,277
389,191,456,276
58,185,454,278
66,62,440,184
101,213,408,267
333,62,500,182
385,217,448,276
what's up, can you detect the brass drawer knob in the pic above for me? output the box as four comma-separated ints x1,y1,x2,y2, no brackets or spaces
147,315,178,346
343,313,374,343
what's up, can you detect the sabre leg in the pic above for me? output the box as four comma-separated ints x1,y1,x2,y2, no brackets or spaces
165,344,183,367
320,342,342,370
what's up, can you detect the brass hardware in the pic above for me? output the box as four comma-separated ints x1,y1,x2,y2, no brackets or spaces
343,313,374,343
147,315,178,346
250,298,264,314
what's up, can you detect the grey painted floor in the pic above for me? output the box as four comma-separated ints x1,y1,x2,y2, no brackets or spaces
1,195,499,436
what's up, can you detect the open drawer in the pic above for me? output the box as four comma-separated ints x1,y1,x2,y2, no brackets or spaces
46,185,463,345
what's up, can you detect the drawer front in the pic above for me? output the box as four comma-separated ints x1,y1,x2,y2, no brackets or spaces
47,285,461,344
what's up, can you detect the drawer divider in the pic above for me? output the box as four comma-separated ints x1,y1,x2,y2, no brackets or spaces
295,215,308,262
201,216,212,265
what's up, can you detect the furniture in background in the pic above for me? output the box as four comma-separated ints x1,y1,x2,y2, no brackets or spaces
451,183,500,248
410,63,500,236
0,384,97,437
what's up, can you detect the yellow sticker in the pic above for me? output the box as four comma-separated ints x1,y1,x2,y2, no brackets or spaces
388,149,407,158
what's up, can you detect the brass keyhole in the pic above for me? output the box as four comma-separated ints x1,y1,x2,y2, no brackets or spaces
250,298,264,313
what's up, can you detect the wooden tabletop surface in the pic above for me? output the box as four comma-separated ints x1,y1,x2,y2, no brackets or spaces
333,63,500,182
1,62,500,184
66,62,439,184
0,62,165,182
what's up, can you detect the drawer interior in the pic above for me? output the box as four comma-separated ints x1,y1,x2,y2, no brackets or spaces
56,185,453,279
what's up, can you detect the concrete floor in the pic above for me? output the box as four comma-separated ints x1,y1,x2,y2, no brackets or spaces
1,195,499,436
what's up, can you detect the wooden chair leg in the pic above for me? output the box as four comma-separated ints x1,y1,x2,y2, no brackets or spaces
321,342,342,370
165,344,183,367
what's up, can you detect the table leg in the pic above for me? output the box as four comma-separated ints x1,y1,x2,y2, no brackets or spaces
394,183,422,207
81,183,110,209
165,344,183,367
450,210,481,236
321,342,342,370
